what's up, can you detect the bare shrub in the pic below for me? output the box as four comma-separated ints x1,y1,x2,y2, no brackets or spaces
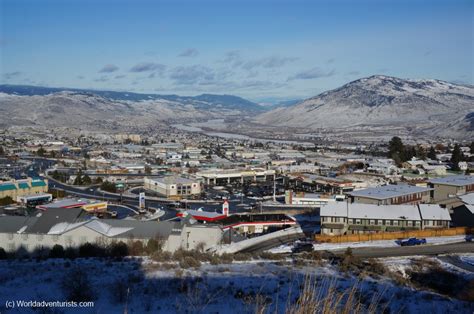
233,253,252,261
284,275,386,314
179,256,201,269
150,250,172,262
61,267,95,302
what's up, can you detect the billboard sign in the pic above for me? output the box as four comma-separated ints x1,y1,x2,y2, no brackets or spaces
139,192,145,209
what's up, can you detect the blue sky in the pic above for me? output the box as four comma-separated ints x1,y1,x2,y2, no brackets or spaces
1,0,472,101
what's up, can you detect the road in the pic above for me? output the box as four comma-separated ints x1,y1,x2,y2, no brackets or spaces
438,255,474,272
327,242,474,259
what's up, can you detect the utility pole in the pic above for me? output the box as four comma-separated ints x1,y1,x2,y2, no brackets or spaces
273,174,276,202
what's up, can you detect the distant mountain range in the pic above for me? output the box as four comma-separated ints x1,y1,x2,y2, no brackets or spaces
0,84,263,113
256,75,474,140
1,77,473,140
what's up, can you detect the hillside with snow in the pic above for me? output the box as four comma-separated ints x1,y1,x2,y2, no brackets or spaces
256,75,474,140
0,91,256,130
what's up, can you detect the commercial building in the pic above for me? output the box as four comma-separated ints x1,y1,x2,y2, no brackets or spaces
37,198,108,213
348,184,432,205
0,208,224,253
285,174,354,195
0,178,49,200
284,190,344,206
144,176,201,198
17,193,53,207
428,175,474,202
320,202,450,235
196,168,275,186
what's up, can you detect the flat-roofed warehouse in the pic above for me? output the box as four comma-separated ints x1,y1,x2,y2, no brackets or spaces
428,175,474,202
348,184,432,205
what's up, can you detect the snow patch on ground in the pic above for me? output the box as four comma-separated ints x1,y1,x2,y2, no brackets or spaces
0,257,473,313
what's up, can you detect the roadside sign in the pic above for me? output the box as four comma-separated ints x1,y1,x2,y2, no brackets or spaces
139,192,145,209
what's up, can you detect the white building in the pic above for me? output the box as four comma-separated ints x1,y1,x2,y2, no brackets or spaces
144,176,201,198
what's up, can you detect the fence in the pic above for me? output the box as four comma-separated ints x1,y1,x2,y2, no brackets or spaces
315,227,472,243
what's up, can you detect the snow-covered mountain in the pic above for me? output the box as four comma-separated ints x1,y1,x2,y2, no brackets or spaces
256,75,474,139
0,91,257,130
0,88,262,130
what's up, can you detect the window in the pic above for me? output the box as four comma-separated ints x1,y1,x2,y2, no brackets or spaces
37,234,44,241
369,220,375,225
407,221,413,227
377,220,383,226
8,233,14,240
356,219,361,225
393,220,399,226
348,219,353,224
415,221,420,226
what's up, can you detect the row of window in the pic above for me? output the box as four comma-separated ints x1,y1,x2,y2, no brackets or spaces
322,216,423,227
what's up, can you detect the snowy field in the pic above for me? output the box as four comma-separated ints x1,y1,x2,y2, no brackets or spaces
268,235,467,253
0,255,473,313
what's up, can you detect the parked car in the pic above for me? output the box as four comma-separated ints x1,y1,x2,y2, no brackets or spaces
291,240,314,253
396,237,427,246
465,235,473,242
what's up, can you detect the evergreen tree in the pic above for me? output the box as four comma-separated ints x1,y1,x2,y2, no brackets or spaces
402,145,416,162
0,145,4,156
388,137,405,164
471,141,474,154
450,144,464,171
73,170,83,185
82,175,92,185
427,146,437,160
37,147,46,157
415,145,426,160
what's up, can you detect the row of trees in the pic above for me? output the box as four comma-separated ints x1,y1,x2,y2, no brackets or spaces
388,136,472,171
0,238,164,261
72,170,93,186
387,137,428,165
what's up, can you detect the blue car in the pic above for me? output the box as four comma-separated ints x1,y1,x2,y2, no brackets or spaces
466,235,473,242
396,237,427,246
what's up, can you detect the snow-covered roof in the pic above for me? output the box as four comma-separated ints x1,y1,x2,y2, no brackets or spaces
85,219,133,237
418,204,451,221
47,218,133,237
320,202,348,217
459,193,474,205
47,221,86,234
349,185,432,200
321,202,421,220
429,175,474,187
